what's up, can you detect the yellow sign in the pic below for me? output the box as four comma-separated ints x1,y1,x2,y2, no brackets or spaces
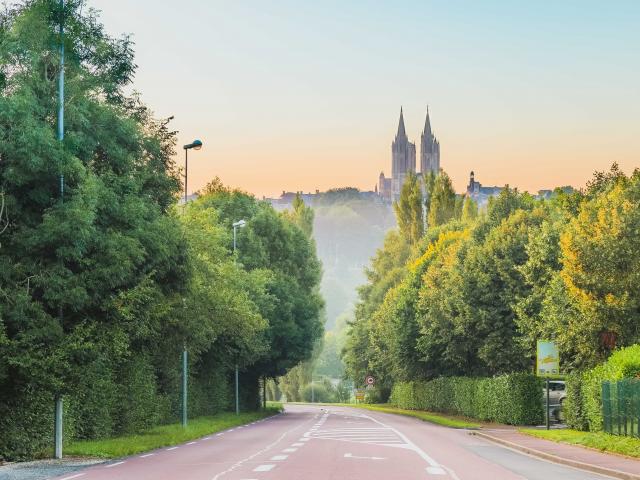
355,390,365,401
537,340,560,376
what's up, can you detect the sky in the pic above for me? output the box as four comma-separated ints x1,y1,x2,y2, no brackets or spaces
87,0,640,198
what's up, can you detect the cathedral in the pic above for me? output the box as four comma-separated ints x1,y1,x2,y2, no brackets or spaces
378,107,440,202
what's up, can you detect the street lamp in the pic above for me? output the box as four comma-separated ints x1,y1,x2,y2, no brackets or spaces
183,139,203,205
232,219,246,255
232,219,246,415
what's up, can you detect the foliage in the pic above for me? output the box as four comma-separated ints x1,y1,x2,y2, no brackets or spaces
390,374,543,425
568,345,640,432
394,172,423,244
343,165,640,429
0,1,322,460
563,372,588,431
427,171,457,228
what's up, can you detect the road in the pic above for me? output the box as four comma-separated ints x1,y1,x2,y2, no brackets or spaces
52,404,612,480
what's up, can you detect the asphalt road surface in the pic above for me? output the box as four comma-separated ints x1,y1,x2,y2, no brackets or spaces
52,404,613,480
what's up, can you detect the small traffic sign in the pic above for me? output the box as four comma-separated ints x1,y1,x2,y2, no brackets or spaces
365,375,375,386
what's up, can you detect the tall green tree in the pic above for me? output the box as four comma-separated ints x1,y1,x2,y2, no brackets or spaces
394,172,423,244
427,171,457,228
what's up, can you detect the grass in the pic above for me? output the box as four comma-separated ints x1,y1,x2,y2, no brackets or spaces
308,402,481,429
520,428,640,459
65,405,282,458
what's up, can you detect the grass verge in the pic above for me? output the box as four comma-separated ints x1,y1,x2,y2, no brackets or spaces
316,403,481,429
65,405,282,458
520,428,640,459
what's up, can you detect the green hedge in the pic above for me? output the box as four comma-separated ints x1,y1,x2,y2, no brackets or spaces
564,345,640,432
390,373,543,425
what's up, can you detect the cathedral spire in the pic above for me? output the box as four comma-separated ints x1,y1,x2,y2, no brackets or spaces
423,106,432,137
397,107,406,138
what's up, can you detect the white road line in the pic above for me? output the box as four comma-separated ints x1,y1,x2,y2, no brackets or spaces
282,448,297,452
291,442,304,446
427,466,447,475
203,437,212,440
253,464,275,472
211,413,300,480
271,455,288,460
58,474,85,480
140,453,155,458
186,441,197,445
105,461,125,468
362,414,445,472
166,446,179,451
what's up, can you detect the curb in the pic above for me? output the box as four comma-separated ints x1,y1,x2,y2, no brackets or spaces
470,431,640,480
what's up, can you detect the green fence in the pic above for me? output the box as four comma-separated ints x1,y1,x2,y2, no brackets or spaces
602,379,640,437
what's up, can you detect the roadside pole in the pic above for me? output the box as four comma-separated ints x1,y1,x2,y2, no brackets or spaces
235,364,239,415
182,348,188,427
546,378,550,430
54,397,63,458
54,0,65,459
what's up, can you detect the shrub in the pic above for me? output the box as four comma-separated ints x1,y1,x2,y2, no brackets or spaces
564,371,588,431
390,373,543,425
579,345,640,432
301,383,335,403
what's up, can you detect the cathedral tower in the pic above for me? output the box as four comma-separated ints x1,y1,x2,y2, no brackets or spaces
420,107,440,175
391,107,416,201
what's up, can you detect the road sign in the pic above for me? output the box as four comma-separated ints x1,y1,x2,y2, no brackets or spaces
365,375,375,386
536,340,559,376
355,389,365,401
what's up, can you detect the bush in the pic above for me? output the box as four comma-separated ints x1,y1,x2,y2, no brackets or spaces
564,372,588,431
570,345,640,432
390,373,543,425
301,383,335,403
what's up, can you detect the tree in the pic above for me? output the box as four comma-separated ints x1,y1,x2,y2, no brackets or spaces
461,196,478,223
558,171,640,367
427,171,457,228
394,172,423,244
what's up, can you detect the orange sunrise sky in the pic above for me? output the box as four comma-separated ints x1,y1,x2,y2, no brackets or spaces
89,1,639,198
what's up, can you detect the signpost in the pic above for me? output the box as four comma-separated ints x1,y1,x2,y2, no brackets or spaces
536,340,560,430
365,375,375,386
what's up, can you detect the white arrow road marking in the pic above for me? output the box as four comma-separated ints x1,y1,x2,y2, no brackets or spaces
344,453,386,460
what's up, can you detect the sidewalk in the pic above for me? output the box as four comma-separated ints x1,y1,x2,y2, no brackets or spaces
472,428,640,480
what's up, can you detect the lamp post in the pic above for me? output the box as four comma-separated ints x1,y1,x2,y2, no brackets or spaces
183,140,203,205
232,219,246,255
182,346,188,428
232,220,246,415
54,0,65,460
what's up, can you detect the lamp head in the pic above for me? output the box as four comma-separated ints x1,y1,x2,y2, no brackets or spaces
233,219,246,228
184,139,203,150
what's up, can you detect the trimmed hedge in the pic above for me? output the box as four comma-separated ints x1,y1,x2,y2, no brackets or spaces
390,373,543,425
564,345,640,432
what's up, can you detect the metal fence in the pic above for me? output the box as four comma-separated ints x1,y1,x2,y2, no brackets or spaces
602,379,640,437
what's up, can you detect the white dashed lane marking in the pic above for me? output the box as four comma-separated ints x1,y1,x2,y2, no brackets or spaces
253,464,276,472
140,453,154,458
104,461,125,468
271,455,288,460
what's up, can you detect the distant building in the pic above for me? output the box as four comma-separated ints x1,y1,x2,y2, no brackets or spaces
378,172,392,202
266,188,383,211
378,107,440,203
420,107,440,176
466,171,503,207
